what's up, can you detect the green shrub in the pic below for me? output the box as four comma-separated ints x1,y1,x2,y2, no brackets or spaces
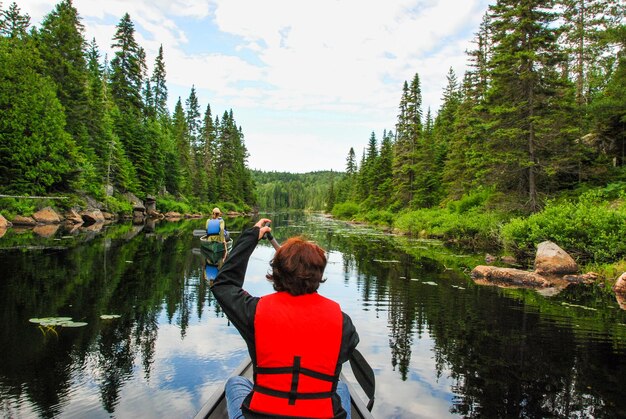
104,195,133,215
362,209,394,226
157,196,192,214
394,206,507,248
446,187,494,214
0,197,36,217
500,193,626,263
332,201,360,219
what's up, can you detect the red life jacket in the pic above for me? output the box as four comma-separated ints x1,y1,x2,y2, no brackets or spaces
248,292,344,418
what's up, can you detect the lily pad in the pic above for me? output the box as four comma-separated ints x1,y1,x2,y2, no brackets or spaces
29,317,87,327
29,317,72,325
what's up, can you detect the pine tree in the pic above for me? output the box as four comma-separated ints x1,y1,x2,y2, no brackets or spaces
171,98,191,195
201,104,218,201
442,28,493,200
185,86,201,145
109,14,153,191
588,12,626,168
85,39,107,175
37,0,91,158
559,0,619,105
326,170,336,211
374,130,394,207
357,132,378,201
485,0,578,211
184,86,204,197
346,147,357,176
151,45,168,119
393,73,423,208
0,2,30,38
428,68,461,203
109,13,143,114
335,147,358,203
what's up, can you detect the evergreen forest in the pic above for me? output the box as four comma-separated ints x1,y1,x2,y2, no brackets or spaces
327,0,626,266
0,1,254,214
2,0,626,269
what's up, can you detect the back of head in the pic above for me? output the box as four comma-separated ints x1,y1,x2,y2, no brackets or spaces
212,207,221,218
266,237,327,296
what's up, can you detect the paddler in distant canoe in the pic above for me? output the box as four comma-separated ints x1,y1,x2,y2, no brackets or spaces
205,207,230,259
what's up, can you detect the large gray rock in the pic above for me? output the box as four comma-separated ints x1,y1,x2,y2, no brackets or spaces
534,241,578,275
80,209,105,224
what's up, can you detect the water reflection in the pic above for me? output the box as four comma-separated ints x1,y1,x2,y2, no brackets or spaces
0,213,625,418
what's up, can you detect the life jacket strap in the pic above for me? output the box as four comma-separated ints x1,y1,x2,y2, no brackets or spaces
255,366,336,383
254,355,337,405
252,385,334,401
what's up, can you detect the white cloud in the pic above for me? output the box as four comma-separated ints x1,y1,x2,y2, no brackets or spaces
17,0,492,172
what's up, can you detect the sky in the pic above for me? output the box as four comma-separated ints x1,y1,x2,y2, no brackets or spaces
18,0,493,173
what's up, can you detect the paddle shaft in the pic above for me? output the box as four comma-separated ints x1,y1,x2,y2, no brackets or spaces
265,231,281,250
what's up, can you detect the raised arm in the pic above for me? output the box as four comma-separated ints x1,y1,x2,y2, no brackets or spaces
210,219,272,343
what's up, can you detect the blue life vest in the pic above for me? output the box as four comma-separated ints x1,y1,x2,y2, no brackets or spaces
205,264,219,280
206,219,221,235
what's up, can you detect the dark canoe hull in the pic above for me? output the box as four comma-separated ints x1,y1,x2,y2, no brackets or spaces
194,358,374,419
200,237,233,265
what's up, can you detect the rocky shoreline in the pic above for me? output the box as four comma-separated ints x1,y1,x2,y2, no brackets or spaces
0,193,205,238
471,240,626,310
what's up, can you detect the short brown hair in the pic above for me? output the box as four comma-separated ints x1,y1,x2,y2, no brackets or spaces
266,236,327,296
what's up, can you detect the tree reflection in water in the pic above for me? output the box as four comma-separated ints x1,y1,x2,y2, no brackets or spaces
0,213,625,418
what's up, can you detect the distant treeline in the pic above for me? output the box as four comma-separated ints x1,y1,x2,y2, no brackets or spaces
333,0,626,215
253,170,342,211
0,1,254,210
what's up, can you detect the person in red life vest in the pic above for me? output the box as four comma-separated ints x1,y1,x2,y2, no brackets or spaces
211,218,359,419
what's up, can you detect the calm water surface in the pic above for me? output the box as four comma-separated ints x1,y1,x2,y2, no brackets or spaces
1,212,626,418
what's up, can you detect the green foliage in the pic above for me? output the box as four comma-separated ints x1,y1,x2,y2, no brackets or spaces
360,209,394,226
501,189,626,263
156,196,192,214
332,201,361,219
0,5,256,210
254,171,341,210
0,198,36,217
0,35,80,195
446,187,494,214
394,205,507,249
103,195,133,215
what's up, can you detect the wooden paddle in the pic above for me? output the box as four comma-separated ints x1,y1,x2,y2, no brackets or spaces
349,348,376,411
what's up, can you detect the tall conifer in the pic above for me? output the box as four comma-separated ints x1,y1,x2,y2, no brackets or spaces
38,0,91,160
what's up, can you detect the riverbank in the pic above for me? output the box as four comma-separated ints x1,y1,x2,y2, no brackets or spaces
0,191,252,235
331,184,626,291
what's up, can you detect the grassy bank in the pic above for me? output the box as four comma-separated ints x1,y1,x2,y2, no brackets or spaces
332,184,626,285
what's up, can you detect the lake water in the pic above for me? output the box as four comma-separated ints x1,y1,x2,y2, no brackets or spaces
1,212,626,418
